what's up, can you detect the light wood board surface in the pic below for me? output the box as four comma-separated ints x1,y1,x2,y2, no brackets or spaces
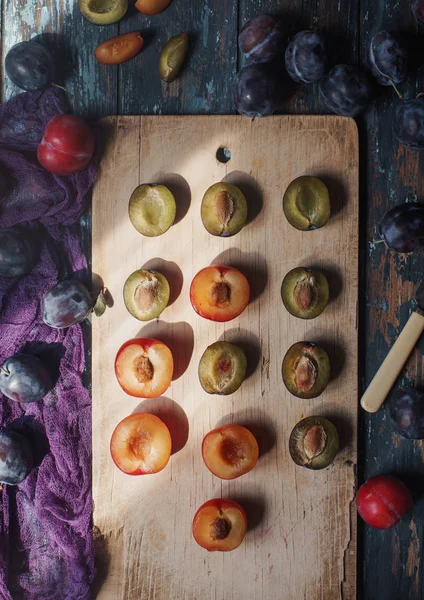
92,115,358,600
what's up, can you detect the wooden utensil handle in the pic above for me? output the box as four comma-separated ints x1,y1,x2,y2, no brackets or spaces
360,311,424,413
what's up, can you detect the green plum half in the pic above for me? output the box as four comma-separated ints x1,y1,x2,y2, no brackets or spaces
283,176,330,231
199,341,247,395
123,269,170,321
129,184,176,237
289,416,339,469
201,183,248,237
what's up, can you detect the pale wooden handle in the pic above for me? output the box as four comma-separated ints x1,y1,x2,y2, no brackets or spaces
360,311,424,413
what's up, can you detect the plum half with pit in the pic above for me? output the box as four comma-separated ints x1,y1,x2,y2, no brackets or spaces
389,387,424,439
285,30,327,84
129,184,176,237
238,14,284,63
78,0,127,24
192,499,247,552
159,33,189,83
201,183,247,237
379,202,424,253
283,176,330,231
0,430,33,485
282,342,330,399
289,416,339,470
115,338,173,398
198,341,247,395
282,267,329,319
190,265,250,322
202,425,259,480
123,269,170,321
0,354,53,404
0,227,40,277
5,41,53,91
42,280,93,329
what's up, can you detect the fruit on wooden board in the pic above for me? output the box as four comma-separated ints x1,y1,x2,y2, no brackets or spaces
0,430,33,485
389,387,424,439
5,41,53,91
190,265,250,322
192,499,247,551
78,0,127,24
281,267,329,319
0,227,40,277
159,33,189,83
201,182,247,237
412,0,424,25
129,184,176,237
282,342,330,399
356,475,413,529
202,425,259,480
285,30,327,84
320,64,374,117
115,338,173,398
233,63,282,117
393,97,424,149
0,354,53,404
37,115,95,176
369,31,407,86
289,416,339,470
94,32,144,65
238,14,284,63
379,202,424,252
123,269,170,321
135,0,172,15
283,176,330,231
110,412,171,475
42,280,93,328
198,342,247,395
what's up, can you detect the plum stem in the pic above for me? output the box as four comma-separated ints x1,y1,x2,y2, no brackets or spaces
0,367,10,377
51,82,67,92
371,239,385,245
390,80,403,100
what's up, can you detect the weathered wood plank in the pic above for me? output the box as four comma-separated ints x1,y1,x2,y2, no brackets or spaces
359,1,424,598
117,0,238,115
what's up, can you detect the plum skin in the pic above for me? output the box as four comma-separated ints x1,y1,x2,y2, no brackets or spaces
0,354,53,404
238,14,283,63
233,63,282,117
320,65,373,117
0,430,33,485
389,387,424,439
394,97,424,149
369,31,407,86
379,202,424,253
42,280,93,329
5,41,53,91
285,30,326,84
0,227,40,277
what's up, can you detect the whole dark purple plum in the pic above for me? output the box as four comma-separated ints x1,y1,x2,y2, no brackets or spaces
394,97,424,148
0,354,53,404
379,202,424,253
233,63,282,117
285,30,326,84
412,0,424,24
5,41,53,91
369,31,407,86
0,227,40,277
319,65,374,117
238,14,283,63
389,387,424,439
42,279,93,329
0,430,33,485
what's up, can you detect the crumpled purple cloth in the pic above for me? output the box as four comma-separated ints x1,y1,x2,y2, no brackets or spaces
0,87,97,600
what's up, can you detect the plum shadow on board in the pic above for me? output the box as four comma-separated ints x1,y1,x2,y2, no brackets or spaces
321,413,353,454
309,337,346,383
137,321,194,380
212,248,267,302
150,172,191,225
142,258,183,306
215,408,276,458
218,328,261,380
222,170,263,225
133,397,189,455
313,173,348,217
230,495,266,532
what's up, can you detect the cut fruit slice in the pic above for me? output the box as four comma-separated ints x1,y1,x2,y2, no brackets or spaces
110,412,171,475
135,0,171,15
202,425,259,479
115,338,173,398
129,184,176,237
123,269,170,321
198,341,246,395
78,0,128,25
192,499,247,552
190,265,250,322
201,183,247,237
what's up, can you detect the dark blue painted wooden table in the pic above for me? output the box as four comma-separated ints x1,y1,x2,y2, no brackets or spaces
2,0,424,597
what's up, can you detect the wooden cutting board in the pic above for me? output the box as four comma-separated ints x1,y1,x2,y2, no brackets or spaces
91,115,358,600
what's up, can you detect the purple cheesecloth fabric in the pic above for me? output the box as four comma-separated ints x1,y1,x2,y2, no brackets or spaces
0,87,97,600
